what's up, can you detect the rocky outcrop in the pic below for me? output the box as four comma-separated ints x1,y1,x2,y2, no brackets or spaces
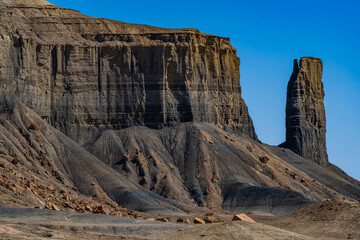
0,0,256,144
0,0,359,218
281,57,328,166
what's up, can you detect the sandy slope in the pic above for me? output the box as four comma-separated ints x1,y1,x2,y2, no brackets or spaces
269,199,360,240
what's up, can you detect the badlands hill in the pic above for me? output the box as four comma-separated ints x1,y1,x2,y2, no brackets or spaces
0,0,359,224
271,199,360,239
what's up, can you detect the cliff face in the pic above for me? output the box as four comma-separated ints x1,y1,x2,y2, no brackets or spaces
283,57,328,166
1,0,359,218
0,0,256,144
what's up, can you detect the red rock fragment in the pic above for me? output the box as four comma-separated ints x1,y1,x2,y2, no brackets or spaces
110,211,123,217
85,205,93,212
63,202,76,209
156,217,168,222
93,205,110,215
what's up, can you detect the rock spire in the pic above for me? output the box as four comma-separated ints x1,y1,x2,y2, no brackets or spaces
282,57,328,166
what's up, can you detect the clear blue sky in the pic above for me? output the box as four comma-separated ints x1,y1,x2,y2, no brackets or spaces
49,0,360,180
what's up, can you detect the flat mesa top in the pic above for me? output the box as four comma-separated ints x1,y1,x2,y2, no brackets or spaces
0,0,218,40
0,0,53,6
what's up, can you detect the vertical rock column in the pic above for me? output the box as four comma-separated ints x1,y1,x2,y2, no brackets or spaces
283,57,328,166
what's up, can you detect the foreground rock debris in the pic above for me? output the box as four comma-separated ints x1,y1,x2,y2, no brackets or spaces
0,0,359,239
0,207,317,240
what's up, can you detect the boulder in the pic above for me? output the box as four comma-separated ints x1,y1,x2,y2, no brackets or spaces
156,217,169,222
232,214,255,223
194,217,205,224
259,156,270,163
93,205,110,215
176,218,185,223
85,205,93,212
204,216,216,223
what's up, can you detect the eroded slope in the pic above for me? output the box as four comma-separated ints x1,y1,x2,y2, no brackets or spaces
85,122,359,215
0,102,188,214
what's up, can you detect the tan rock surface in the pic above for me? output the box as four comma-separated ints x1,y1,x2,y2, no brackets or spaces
194,217,205,224
232,213,256,223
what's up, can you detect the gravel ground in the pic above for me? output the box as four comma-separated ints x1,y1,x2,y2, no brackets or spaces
0,207,314,240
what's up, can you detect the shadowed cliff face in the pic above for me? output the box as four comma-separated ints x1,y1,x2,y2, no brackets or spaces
0,0,359,217
0,0,256,144
282,57,328,166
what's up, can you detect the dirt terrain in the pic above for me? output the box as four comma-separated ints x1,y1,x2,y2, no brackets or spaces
0,0,359,239
1,199,358,239
0,207,315,240
270,199,360,240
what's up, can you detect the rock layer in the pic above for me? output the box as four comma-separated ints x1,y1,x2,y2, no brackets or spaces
0,0,359,218
0,0,256,144
282,57,328,166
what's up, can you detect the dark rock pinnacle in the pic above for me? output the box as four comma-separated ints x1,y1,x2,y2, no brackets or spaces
281,57,328,166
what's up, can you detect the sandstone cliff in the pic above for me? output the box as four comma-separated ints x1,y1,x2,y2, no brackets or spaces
282,57,328,166
0,0,256,144
0,0,359,217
